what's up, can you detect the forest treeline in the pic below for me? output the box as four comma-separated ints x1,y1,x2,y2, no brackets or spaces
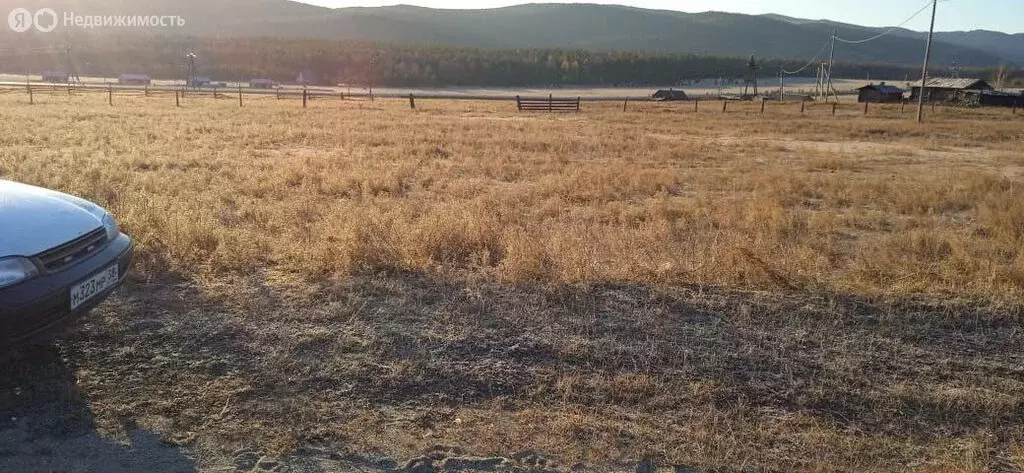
0,33,1005,87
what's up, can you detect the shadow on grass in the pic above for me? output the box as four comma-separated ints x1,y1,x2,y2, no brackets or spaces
0,344,198,473
44,270,1024,465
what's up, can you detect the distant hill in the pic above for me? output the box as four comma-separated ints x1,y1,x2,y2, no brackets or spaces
933,31,1024,64
0,1,1020,67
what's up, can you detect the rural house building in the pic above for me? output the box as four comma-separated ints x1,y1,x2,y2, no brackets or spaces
652,89,688,101
188,76,211,88
973,90,1024,108
118,73,151,86
250,78,274,89
909,78,993,103
41,71,68,83
856,83,904,103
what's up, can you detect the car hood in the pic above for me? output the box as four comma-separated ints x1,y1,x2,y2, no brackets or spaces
0,180,104,258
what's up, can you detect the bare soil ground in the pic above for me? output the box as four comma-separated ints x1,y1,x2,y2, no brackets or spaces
0,94,1022,473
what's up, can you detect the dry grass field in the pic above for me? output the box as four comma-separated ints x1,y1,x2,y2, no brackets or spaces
1,91,1023,472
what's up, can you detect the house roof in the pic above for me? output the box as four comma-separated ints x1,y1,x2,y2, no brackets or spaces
920,78,991,89
857,84,904,94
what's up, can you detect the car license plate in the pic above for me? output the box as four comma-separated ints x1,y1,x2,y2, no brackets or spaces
70,265,119,311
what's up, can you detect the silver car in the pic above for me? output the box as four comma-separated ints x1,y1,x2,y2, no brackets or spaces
0,180,132,349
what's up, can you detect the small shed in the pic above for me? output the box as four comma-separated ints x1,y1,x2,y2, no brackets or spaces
42,71,68,83
250,78,274,89
856,82,904,103
909,78,993,103
652,89,688,101
118,73,151,86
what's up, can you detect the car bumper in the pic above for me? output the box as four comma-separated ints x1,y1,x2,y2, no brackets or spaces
0,233,133,350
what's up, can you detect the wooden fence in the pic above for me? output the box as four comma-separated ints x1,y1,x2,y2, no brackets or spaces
5,82,1021,119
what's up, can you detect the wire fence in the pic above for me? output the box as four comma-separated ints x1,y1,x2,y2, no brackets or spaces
3,83,1021,119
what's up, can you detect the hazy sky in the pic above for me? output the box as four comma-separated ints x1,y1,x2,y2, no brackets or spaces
296,0,1022,34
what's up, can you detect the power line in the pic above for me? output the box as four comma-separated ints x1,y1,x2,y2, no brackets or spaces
834,0,936,44
782,37,832,75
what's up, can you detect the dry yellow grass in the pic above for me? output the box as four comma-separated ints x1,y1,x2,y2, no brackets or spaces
1,91,1023,472
6,93,1024,300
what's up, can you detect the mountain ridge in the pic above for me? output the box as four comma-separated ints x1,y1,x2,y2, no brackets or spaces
0,1,1019,66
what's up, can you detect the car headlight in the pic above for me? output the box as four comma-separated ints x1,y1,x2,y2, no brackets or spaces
0,257,40,289
101,213,120,241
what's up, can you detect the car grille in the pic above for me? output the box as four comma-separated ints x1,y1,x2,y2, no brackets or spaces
34,228,107,272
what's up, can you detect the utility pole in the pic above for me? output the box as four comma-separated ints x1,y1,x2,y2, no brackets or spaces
917,0,938,123
743,55,759,98
779,68,785,102
816,65,821,100
826,29,837,103
64,43,80,84
817,63,826,101
185,51,197,91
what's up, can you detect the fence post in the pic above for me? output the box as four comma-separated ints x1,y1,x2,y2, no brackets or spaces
276,87,281,100
901,101,906,114
760,98,766,114
108,84,113,106
175,90,180,107
548,93,553,113
801,101,805,114
302,88,307,108
722,100,727,113
213,87,219,99
409,93,415,109
623,98,628,112
144,85,149,97
238,86,243,107
340,92,344,101
27,83,33,104
832,103,837,116
864,101,869,115
694,98,698,113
